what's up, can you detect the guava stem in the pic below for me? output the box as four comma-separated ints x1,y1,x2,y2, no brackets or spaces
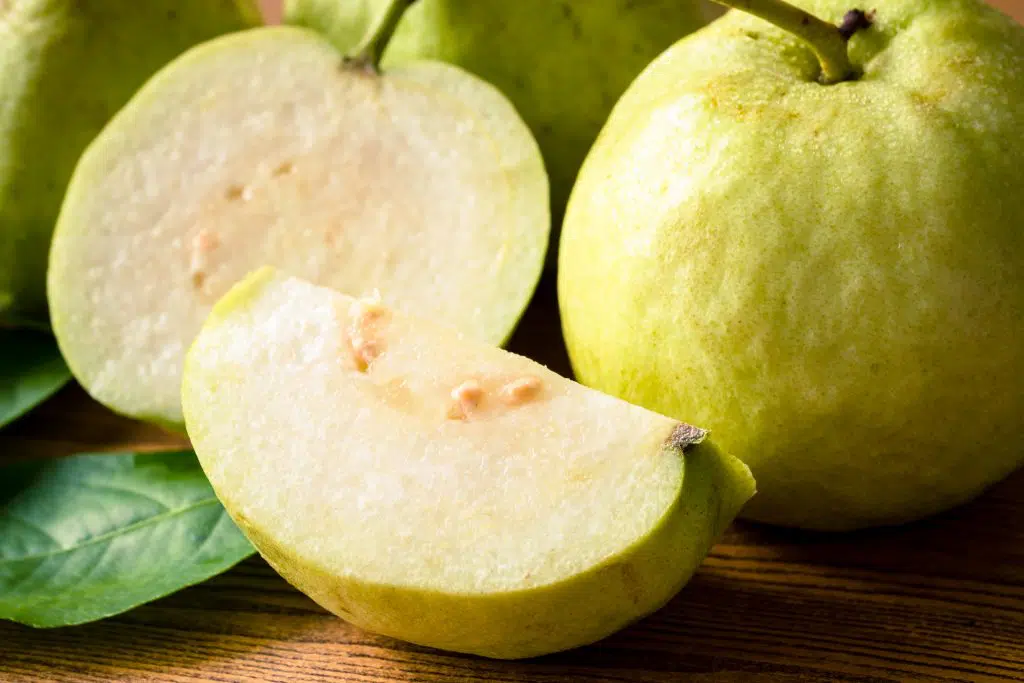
709,0,862,83
349,0,418,71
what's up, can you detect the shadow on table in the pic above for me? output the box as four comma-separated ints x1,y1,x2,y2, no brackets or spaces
724,468,1024,586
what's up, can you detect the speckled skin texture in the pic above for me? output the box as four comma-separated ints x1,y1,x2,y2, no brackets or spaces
284,0,715,229
0,0,259,324
559,0,1024,530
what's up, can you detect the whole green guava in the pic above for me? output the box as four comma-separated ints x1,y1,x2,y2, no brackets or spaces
559,0,1024,530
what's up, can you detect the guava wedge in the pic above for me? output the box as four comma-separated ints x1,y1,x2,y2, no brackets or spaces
48,25,548,430
182,268,755,659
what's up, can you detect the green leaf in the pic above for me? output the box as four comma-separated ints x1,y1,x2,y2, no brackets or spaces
0,328,71,428
0,450,255,627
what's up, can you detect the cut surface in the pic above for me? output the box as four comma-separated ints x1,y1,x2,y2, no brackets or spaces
189,269,681,590
183,269,755,658
48,26,548,428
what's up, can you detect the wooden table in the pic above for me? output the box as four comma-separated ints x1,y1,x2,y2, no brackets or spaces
3,277,1024,682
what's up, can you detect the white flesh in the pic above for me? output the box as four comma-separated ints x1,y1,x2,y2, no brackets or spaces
48,27,548,427
186,269,685,591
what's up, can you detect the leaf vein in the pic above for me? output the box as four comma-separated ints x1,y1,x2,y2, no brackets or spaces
0,497,222,567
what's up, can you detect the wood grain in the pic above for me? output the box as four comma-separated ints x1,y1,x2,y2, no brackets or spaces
3,278,1024,682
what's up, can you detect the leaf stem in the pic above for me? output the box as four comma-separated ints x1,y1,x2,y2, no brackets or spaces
709,0,864,84
348,0,418,72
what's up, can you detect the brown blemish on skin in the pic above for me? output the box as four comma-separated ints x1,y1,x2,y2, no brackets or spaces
703,71,802,123
225,184,245,201
273,161,295,176
909,87,950,110
608,562,643,606
231,510,251,528
669,423,708,451
837,9,873,41
559,3,583,40
331,603,355,619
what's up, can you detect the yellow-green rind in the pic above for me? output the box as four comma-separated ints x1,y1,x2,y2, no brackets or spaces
229,441,752,659
205,266,279,328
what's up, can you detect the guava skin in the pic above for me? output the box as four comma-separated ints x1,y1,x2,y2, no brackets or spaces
0,0,259,325
559,0,1024,530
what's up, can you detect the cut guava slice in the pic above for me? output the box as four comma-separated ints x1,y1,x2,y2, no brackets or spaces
182,268,755,659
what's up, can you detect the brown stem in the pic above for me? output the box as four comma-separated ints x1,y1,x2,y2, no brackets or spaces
347,0,417,72
709,0,872,83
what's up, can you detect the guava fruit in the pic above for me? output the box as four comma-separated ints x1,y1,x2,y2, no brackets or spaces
183,267,755,658
560,0,1024,530
48,2,548,430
